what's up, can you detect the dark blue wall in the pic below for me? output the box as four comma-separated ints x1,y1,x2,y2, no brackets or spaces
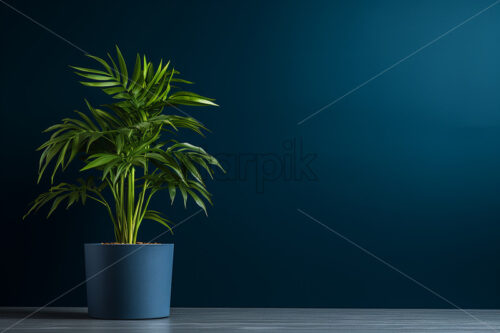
2,0,500,308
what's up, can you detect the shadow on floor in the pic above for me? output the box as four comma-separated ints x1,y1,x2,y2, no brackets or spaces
0,308,90,320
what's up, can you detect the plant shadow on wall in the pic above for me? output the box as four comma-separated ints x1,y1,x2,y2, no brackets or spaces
214,138,318,193
23,45,224,244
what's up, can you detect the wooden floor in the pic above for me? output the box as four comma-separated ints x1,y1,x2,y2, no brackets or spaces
2,307,500,332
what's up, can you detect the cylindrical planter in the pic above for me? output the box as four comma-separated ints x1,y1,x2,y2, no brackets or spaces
84,243,174,319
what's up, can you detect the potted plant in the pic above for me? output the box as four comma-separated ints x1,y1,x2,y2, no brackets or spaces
24,46,222,319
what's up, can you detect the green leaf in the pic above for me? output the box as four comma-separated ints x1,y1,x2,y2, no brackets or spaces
129,53,142,90
115,45,128,86
85,54,113,75
187,189,207,215
167,94,218,106
81,154,119,171
51,140,70,183
106,52,120,77
143,210,172,232
47,194,69,217
74,72,112,81
80,81,120,87
168,184,176,204
70,66,109,76
102,86,126,95
179,186,188,208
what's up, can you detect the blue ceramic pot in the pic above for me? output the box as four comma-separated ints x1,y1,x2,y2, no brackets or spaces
84,243,174,319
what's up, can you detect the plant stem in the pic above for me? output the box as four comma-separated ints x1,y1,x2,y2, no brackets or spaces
132,180,148,243
127,168,135,243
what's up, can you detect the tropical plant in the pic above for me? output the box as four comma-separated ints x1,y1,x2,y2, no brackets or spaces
24,46,223,244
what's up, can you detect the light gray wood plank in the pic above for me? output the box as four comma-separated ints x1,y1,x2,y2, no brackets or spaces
1,307,500,332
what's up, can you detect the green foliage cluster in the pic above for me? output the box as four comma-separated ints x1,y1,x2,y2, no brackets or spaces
25,46,223,243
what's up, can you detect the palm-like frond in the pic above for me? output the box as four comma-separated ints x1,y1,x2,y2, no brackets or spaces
24,177,107,219
26,46,223,244
71,46,217,111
